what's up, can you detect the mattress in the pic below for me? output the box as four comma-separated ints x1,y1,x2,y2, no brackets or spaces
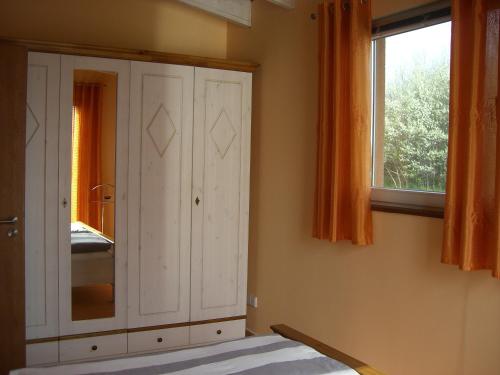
12,335,359,375
71,222,113,254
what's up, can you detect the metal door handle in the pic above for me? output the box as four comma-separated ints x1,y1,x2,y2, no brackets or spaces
0,216,17,225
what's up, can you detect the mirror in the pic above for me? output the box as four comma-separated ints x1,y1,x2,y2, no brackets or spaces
70,70,117,321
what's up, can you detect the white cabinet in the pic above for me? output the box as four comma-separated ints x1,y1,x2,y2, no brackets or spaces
191,68,251,321
25,52,60,340
128,62,193,328
25,53,252,364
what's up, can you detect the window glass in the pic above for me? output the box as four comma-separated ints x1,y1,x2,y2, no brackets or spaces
372,22,451,193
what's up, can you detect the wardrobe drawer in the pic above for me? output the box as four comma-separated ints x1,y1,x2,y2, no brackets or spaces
128,326,189,353
26,342,59,366
189,319,245,345
59,334,127,362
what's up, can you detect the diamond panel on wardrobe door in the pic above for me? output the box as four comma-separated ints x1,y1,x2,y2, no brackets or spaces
26,104,41,146
210,109,236,159
146,104,176,158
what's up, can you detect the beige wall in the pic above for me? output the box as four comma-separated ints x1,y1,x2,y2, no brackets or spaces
0,0,227,58
227,1,500,375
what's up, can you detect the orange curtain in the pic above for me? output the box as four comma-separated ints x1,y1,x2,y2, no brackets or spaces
72,83,103,230
442,0,500,278
313,0,373,245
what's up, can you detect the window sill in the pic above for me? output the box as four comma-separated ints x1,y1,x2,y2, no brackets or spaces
371,201,444,218
370,187,444,218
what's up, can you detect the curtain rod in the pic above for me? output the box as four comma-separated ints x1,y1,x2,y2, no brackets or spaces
309,0,451,24
372,0,451,39
310,0,368,20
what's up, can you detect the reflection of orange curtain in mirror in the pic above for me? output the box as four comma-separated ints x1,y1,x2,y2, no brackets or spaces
71,83,103,231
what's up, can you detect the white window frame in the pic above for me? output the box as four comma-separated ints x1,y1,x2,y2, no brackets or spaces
370,4,451,212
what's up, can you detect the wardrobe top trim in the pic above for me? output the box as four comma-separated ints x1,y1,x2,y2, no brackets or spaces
1,37,260,73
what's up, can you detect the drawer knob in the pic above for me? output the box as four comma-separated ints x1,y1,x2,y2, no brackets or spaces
216,329,222,335
91,345,98,351
157,337,163,343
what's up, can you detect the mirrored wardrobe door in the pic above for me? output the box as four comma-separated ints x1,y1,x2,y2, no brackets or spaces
59,55,129,336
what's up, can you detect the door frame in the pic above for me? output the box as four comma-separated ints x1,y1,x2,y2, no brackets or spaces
0,42,27,374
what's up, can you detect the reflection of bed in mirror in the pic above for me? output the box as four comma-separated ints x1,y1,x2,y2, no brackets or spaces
71,221,114,287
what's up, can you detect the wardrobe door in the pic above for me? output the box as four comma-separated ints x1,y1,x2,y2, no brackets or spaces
25,52,60,340
191,68,252,321
128,62,194,328
59,55,129,335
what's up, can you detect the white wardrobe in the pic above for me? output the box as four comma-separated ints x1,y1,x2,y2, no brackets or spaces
25,52,251,365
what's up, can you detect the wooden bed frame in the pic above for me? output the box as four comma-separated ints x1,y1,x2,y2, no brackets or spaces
271,324,385,375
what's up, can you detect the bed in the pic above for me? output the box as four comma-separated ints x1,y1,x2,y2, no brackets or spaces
71,222,115,287
12,325,384,375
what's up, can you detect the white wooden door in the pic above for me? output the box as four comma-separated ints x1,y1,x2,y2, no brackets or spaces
128,62,194,328
59,55,129,335
191,68,252,321
25,52,60,340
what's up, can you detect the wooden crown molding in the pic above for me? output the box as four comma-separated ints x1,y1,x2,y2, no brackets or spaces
0,37,259,73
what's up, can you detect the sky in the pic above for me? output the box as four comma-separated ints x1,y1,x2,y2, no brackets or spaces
384,22,451,84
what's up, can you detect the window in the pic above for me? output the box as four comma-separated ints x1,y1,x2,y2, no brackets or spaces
371,5,451,213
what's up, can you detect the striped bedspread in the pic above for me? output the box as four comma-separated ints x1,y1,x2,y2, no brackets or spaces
12,335,359,375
